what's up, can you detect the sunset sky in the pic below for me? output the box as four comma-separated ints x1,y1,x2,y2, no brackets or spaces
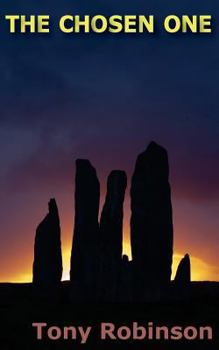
0,0,219,282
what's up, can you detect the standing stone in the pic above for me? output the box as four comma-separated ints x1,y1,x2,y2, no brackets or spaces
70,159,100,300
174,254,191,286
130,141,173,300
33,198,63,289
99,170,127,301
118,255,132,302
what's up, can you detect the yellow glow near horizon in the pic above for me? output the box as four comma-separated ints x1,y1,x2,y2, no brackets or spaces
122,238,219,281
62,244,71,281
61,247,219,282
172,253,219,281
2,246,219,283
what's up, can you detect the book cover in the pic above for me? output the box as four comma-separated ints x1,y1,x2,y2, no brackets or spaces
0,1,218,350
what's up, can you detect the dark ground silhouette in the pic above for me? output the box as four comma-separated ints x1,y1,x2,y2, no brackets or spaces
0,281,219,349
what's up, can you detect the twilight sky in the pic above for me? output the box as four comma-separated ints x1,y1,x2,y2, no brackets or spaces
0,0,219,282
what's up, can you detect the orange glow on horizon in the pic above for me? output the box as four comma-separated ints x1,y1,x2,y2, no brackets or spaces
172,253,219,282
3,245,219,283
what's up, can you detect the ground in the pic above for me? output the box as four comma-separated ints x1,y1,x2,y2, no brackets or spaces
0,282,219,350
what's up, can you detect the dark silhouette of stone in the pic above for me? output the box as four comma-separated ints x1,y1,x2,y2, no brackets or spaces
70,159,100,300
174,254,191,286
99,170,127,301
33,199,62,289
118,254,133,302
130,141,173,300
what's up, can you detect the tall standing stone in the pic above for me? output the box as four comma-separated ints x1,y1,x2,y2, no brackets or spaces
99,170,127,300
70,159,100,300
130,141,173,300
33,198,63,289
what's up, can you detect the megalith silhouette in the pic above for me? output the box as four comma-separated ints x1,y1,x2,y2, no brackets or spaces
99,170,127,300
130,141,173,300
33,198,62,289
174,254,191,286
70,159,100,300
